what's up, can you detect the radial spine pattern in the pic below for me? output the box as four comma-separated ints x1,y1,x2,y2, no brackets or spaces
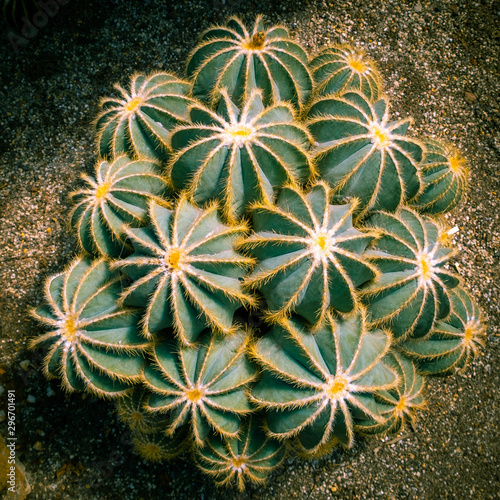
307,91,423,218
70,155,169,257
30,258,147,398
356,351,426,436
309,45,382,101
113,196,255,344
96,72,192,160
168,89,311,223
361,207,460,339
242,182,378,325
250,311,398,457
195,417,286,491
143,330,256,445
187,15,312,108
400,286,486,375
411,138,469,215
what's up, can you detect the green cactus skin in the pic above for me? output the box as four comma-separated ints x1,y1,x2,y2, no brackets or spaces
307,91,423,219
112,196,255,344
400,286,486,375
361,207,460,340
70,155,170,257
186,15,312,108
195,417,286,491
250,311,398,458
30,258,148,398
356,351,426,436
115,388,168,434
28,15,488,492
242,182,378,325
168,89,312,224
411,139,469,215
95,72,192,160
309,45,382,101
132,427,188,462
143,330,256,446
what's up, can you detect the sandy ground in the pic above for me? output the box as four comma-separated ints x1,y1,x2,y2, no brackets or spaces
0,0,499,498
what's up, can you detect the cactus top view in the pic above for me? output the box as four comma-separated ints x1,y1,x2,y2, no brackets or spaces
29,14,487,493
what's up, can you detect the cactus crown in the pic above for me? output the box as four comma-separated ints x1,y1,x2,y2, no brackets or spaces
29,14,486,493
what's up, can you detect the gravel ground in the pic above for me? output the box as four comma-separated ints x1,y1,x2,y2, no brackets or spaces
0,0,499,499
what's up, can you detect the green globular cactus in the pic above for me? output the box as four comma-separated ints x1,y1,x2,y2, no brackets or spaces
143,330,256,446
186,15,312,108
309,45,382,101
307,91,423,219
361,207,460,339
95,72,192,160
411,139,469,215
70,155,170,257
242,182,378,325
112,196,255,344
356,351,426,436
168,89,311,223
29,258,147,398
195,417,286,491
115,388,168,434
29,15,488,493
400,286,486,375
132,427,188,463
250,311,398,457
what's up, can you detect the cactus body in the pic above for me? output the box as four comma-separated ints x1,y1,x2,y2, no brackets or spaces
116,388,168,434
243,182,377,325
96,73,192,160
411,139,469,215
187,16,312,108
356,351,426,435
400,286,486,375
308,91,423,218
309,45,382,101
250,311,397,457
70,156,169,257
30,258,147,398
113,197,254,344
132,427,188,462
361,207,460,339
195,418,286,491
28,16,487,492
168,89,311,223
143,330,255,445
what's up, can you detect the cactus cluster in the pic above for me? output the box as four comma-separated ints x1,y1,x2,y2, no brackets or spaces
30,15,486,492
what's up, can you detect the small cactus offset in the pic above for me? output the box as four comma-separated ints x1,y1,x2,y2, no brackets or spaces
29,15,488,493
309,45,382,101
400,286,486,375
30,257,147,398
96,72,192,160
195,417,286,491
70,155,170,257
356,351,426,436
410,138,469,215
